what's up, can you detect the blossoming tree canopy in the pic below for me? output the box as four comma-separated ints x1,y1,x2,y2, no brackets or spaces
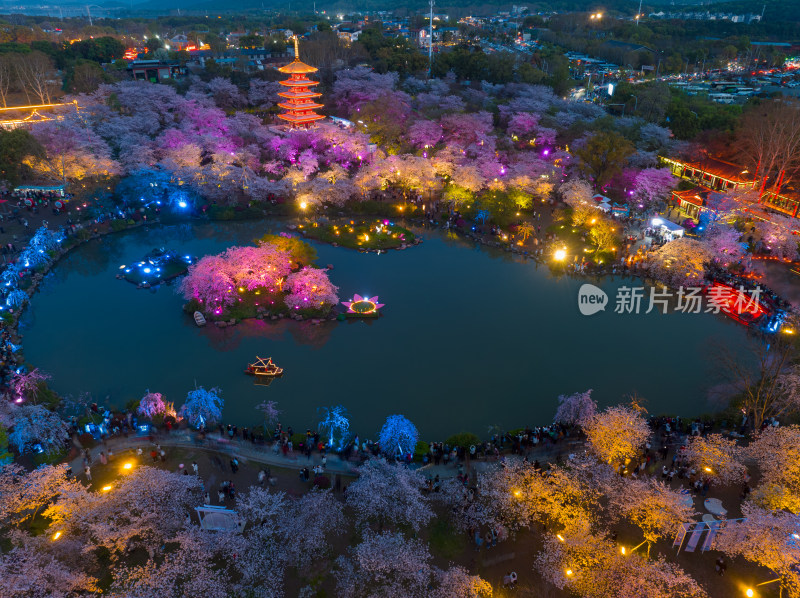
179,239,337,317
179,386,223,428
284,266,339,311
582,405,650,465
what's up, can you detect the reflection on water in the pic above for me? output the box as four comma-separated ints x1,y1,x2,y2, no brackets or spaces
21,220,752,438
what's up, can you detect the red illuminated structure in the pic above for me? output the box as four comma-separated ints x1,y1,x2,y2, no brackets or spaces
277,37,324,129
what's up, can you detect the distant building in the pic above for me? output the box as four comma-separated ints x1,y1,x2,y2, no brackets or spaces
129,60,185,83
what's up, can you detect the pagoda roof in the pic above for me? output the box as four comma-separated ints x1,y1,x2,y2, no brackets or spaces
278,59,319,74
278,112,326,123
279,78,320,87
278,101,325,111
278,90,322,99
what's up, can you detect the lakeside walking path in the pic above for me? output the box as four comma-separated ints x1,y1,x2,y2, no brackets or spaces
69,429,587,484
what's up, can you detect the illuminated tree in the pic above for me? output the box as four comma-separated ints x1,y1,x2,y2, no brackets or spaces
589,217,619,254
0,463,81,527
554,389,597,426
459,458,599,534
179,386,223,428
8,368,50,405
255,400,281,431
4,404,68,455
50,465,203,558
25,119,119,184
704,224,745,265
536,523,707,598
713,502,800,596
318,405,350,449
582,405,649,466
517,222,535,242
632,167,676,209
346,459,433,531
758,213,800,261
137,390,176,420
646,237,714,287
559,178,593,209
284,267,339,312
747,425,800,513
683,434,746,486
608,477,697,554
378,415,419,458
406,119,443,149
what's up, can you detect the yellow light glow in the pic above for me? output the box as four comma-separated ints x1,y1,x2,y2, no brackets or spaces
513,489,521,497
299,201,308,210
554,249,567,261
102,485,112,492
783,328,795,334
123,462,133,470
52,531,62,541
746,590,754,597
557,534,565,542
565,569,574,577
704,467,712,472
620,546,626,555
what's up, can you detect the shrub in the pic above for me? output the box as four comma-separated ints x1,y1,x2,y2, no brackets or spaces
445,432,480,449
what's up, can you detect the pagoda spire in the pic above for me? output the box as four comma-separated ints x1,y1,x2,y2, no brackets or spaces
276,36,325,129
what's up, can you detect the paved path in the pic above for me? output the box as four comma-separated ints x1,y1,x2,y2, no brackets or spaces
70,430,586,483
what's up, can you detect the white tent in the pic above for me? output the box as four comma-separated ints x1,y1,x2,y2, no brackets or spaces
651,217,685,237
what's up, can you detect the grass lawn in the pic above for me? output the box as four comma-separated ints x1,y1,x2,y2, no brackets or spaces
300,219,415,251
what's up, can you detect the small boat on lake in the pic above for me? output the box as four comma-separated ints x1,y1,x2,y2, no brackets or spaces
194,311,207,327
245,356,284,378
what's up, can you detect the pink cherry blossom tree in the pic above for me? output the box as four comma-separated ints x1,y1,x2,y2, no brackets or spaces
632,167,677,209
284,267,339,312
346,459,433,531
137,390,176,421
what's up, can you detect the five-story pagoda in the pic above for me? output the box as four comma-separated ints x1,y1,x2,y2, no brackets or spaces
277,36,325,128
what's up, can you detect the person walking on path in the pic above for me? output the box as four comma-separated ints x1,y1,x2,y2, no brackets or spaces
84,466,91,482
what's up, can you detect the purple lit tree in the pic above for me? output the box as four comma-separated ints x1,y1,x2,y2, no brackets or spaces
137,390,176,420
378,414,419,458
554,389,598,426
8,368,50,405
179,386,223,428
632,167,677,209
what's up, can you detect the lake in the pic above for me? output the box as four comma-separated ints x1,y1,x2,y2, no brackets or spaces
20,220,751,439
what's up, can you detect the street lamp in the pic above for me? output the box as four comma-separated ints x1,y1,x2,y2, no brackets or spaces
554,248,567,261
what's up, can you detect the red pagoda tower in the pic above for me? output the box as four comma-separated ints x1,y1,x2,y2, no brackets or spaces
277,37,325,128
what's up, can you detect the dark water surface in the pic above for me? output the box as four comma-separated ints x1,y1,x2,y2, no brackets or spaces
21,221,750,439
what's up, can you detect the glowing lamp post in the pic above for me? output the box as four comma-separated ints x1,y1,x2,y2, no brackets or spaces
554,248,567,261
